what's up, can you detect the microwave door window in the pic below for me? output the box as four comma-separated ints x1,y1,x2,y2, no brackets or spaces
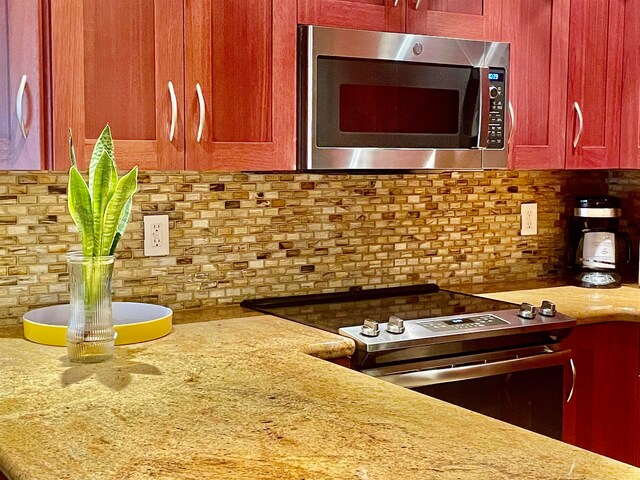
315,57,479,149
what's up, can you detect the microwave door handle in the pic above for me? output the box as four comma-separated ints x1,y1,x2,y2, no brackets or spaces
477,67,490,149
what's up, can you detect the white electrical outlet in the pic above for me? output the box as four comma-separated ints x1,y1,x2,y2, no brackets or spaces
144,215,170,256
520,203,538,236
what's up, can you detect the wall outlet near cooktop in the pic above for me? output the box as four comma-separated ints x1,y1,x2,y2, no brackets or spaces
520,203,538,236
144,215,170,256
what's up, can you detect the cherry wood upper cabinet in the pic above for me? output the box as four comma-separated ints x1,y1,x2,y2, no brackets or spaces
184,0,296,171
406,0,501,41
298,0,405,33
565,0,624,169
620,0,640,168
51,0,184,171
0,0,46,170
501,0,570,169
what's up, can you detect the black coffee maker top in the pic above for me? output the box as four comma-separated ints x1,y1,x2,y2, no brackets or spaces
574,196,622,218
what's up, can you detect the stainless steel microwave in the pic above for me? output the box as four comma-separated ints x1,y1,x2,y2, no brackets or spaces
298,26,510,171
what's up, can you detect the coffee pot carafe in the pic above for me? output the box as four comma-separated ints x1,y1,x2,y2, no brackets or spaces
569,196,631,288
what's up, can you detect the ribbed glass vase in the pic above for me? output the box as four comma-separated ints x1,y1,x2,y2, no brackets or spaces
66,252,116,363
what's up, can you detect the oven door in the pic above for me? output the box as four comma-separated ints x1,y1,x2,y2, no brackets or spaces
363,346,575,440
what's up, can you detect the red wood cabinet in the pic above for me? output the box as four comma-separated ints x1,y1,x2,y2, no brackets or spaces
564,0,624,169
501,0,570,169
0,0,46,170
298,0,405,32
51,0,185,171
563,323,640,466
184,0,296,171
620,0,640,168
299,0,500,40
406,0,501,41
51,0,294,172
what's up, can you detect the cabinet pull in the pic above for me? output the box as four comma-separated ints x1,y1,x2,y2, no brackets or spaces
567,358,576,403
414,0,422,9
16,74,28,140
572,102,584,149
168,81,177,142
508,101,515,145
393,0,399,6
195,83,205,143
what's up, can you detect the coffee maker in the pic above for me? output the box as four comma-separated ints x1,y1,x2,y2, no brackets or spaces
568,196,631,288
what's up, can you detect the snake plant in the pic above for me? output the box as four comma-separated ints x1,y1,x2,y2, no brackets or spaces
67,125,138,257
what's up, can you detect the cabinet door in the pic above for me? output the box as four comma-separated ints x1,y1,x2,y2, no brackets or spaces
563,323,639,466
0,0,45,170
620,0,640,168
51,0,184,171
565,0,624,169
406,0,501,41
299,0,405,33
185,0,296,171
502,0,570,169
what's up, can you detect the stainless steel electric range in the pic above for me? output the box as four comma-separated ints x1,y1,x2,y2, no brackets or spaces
241,283,576,440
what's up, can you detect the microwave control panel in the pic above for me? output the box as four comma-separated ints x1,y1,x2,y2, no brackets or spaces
487,68,506,149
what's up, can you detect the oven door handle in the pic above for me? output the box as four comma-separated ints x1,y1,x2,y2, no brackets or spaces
376,349,572,389
476,66,490,149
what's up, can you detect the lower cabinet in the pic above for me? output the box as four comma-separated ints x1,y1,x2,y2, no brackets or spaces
563,322,640,466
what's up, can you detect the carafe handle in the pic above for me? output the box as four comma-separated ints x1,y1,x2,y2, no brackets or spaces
617,232,632,264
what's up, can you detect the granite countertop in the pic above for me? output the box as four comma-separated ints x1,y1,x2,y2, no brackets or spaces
1,310,639,479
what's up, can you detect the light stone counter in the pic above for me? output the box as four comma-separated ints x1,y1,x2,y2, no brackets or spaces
1,313,639,479
480,285,640,324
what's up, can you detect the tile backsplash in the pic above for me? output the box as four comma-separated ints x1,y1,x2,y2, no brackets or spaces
0,169,607,325
608,171,640,279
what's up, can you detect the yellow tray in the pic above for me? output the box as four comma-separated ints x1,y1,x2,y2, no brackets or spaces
23,302,173,346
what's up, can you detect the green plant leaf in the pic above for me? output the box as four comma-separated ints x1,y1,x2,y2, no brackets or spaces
67,166,94,257
89,125,114,196
68,128,77,167
100,166,138,256
108,197,132,255
91,151,118,255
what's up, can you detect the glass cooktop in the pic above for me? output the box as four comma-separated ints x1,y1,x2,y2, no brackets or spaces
240,284,517,334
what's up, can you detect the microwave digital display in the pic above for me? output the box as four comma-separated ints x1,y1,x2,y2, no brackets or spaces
488,72,504,81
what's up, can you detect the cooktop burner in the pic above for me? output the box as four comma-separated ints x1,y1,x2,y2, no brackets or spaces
240,284,516,334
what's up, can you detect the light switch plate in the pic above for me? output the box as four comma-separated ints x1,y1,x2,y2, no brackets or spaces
144,215,170,256
520,203,538,236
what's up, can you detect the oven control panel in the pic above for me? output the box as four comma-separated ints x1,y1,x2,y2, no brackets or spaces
418,314,508,333
338,308,576,354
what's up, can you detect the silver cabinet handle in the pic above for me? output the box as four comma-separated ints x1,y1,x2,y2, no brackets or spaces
415,0,422,9
572,102,584,149
168,81,177,142
195,83,205,143
508,101,515,145
567,358,576,403
393,0,399,6
16,74,27,140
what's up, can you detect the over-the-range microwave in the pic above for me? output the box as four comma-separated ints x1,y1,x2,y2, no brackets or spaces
297,26,510,171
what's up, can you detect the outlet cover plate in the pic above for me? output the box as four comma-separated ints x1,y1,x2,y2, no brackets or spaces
144,215,170,256
520,203,538,236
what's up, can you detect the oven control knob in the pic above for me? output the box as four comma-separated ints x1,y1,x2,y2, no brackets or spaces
361,319,380,337
489,85,500,99
539,300,557,317
517,303,537,319
386,316,405,334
